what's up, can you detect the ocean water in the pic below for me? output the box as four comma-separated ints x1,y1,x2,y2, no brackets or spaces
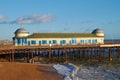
75,64,120,80
105,39,120,42
53,63,120,80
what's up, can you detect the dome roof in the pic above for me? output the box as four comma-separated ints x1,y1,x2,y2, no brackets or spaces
92,28,104,34
14,28,29,34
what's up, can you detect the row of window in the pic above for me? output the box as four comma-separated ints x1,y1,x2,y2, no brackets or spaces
29,39,98,45
15,38,98,45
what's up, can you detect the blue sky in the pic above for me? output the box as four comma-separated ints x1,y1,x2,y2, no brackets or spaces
0,0,120,40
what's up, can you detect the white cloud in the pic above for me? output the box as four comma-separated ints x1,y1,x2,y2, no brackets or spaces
0,15,4,20
0,15,10,24
0,14,55,24
12,14,55,25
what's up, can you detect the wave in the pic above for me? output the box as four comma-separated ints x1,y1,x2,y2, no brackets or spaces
53,63,120,80
53,63,79,80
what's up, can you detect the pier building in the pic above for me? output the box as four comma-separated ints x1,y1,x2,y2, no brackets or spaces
13,28,104,46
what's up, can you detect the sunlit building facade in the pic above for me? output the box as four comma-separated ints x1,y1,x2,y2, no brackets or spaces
13,28,104,46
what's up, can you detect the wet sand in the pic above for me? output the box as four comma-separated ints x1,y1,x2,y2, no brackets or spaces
0,62,63,80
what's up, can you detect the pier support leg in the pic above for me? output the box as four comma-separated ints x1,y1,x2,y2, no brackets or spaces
88,49,91,63
65,49,68,63
117,48,120,61
79,49,81,61
11,52,14,62
9,53,12,62
27,53,29,62
99,48,102,63
31,51,34,64
109,48,112,62
38,51,40,61
58,50,60,61
48,48,51,60
72,49,75,61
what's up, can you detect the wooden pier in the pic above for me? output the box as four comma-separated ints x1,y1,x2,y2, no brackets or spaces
0,44,120,63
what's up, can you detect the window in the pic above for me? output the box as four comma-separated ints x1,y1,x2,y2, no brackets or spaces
17,38,21,44
69,40,72,44
80,40,84,44
60,40,63,45
15,38,17,44
42,40,47,44
31,40,36,44
60,40,66,45
53,40,57,44
62,40,66,44
92,39,98,44
39,41,42,45
94,39,97,43
49,41,52,44
22,38,27,45
70,39,76,44
72,40,76,44
28,41,30,46
88,40,91,44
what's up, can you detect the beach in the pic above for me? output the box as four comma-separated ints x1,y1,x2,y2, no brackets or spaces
0,62,63,80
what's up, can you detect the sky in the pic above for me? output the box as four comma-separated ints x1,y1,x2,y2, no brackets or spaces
0,0,120,40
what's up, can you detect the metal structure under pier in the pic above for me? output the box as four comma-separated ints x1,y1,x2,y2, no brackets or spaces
0,44,120,64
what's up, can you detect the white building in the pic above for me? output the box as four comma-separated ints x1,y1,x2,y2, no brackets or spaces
13,28,104,46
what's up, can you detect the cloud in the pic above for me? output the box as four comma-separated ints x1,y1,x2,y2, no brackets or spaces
0,14,55,25
0,15,10,24
11,14,55,25
0,15,4,20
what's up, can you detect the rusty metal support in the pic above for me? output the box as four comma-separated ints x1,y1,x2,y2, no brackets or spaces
117,47,120,61
65,48,68,62
79,49,81,60
99,48,102,62
58,49,60,60
48,47,51,59
11,52,14,62
88,48,91,63
109,48,112,62
38,49,40,61
9,53,12,62
31,50,34,64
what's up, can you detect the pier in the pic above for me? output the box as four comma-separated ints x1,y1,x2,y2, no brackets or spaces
0,43,120,63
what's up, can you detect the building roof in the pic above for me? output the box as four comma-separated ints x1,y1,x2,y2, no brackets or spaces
27,33,101,38
92,28,104,34
14,28,29,34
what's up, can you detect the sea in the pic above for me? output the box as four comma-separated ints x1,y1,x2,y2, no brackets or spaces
53,39,120,80
104,39,120,43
